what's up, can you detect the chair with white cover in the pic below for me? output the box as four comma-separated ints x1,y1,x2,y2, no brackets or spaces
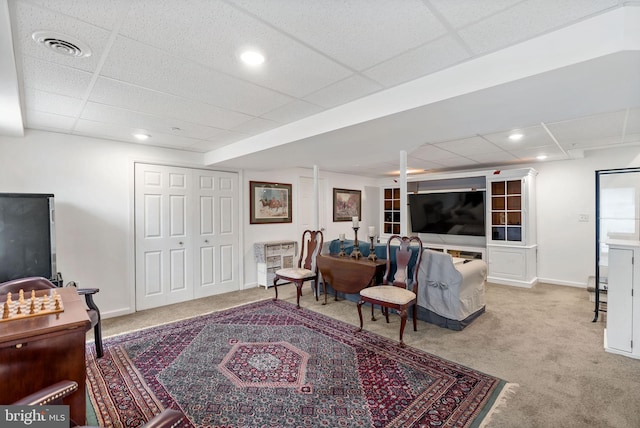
357,235,423,347
273,230,323,308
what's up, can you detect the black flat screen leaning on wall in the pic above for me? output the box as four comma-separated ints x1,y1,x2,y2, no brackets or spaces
409,191,486,236
0,193,56,282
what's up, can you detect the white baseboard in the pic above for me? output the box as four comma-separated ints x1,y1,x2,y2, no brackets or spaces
536,277,587,288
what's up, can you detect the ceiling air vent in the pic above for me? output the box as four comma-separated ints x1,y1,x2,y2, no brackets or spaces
31,31,92,58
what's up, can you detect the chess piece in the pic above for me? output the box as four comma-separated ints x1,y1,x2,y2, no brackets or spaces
29,298,36,314
2,301,9,319
6,292,11,305
54,295,61,311
19,289,25,304
31,290,36,300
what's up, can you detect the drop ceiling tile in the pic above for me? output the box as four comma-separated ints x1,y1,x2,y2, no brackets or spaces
89,78,253,130
364,35,470,87
466,151,519,164
432,156,480,167
304,75,383,109
99,36,293,117
428,0,523,29
74,119,204,149
11,1,114,73
80,102,224,140
261,99,324,124
434,136,502,156
21,56,93,98
230,0,447,70
564,136,626,149
483,124,555,149
24,88,83,117
458,0,619,55
545,110,626,148
410,144,459,161
25,110,76,131
508,145,566,160
19,0,131,30
119,0,351,98
406,157,448,171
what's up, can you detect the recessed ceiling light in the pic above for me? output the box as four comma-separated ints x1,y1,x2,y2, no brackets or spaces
508,132,524,142
133,133,150,140
536,155,547,160
240,50,265,66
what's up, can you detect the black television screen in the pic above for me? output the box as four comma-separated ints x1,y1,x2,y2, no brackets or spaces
0,193,56,282
409,191,485,236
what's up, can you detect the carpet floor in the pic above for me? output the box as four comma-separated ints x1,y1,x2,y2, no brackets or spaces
86,299,511,427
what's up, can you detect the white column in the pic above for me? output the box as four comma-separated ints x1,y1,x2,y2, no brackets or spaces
400,151,407,235
313,165,319,230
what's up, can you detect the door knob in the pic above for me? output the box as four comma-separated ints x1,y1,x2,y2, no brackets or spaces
179,241,183,245
205,239,209,243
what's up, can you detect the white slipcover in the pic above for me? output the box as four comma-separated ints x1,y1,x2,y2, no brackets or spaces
416,249,486,322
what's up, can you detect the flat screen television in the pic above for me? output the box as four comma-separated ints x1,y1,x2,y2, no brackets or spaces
0,193,56,283
408,191,486,236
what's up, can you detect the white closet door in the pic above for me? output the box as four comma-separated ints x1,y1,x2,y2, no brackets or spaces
135,164,194,310
193,170,240,298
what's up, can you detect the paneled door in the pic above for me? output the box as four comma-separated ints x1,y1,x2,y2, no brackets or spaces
135,163,239,310
193,169,239,298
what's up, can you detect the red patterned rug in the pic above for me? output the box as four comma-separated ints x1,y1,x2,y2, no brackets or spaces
86,299,511,427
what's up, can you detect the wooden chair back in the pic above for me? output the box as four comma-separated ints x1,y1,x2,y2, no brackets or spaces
298,230,324,272
383,235,423,293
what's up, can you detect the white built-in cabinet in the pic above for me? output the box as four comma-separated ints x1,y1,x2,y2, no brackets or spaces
486,168,538,287
605,240,640,359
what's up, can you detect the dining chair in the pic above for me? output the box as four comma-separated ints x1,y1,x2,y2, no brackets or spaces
273,230,323,308
357,235,423,347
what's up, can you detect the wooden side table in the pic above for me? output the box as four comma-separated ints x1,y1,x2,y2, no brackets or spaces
317,255,386,305
0,287,90,425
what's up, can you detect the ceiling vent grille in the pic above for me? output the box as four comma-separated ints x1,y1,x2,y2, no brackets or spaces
32,31,92,58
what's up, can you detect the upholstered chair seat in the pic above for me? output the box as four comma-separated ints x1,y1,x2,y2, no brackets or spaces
360,285,415,306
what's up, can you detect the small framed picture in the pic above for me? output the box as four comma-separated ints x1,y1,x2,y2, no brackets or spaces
250,181,292,224
333,188,361,222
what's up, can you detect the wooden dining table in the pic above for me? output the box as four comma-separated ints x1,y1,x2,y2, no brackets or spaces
316,254,387,305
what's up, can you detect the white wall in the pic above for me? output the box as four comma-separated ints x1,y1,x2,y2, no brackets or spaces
3,130,639,319
0,130,205,317
242,168,379,288
534,146,640,287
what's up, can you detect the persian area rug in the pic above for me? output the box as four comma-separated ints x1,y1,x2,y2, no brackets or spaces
86,299,511,428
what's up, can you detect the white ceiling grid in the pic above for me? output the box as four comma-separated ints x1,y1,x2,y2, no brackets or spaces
2,0,639,177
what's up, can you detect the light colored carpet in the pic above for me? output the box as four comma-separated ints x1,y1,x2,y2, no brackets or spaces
94,282,640,428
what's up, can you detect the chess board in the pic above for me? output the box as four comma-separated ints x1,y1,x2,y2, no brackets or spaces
1,289,64,322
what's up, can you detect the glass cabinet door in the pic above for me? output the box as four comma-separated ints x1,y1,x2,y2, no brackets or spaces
491,179,522,242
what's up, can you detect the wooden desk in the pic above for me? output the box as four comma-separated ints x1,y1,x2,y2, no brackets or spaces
317,255,386,304
0,287,90,425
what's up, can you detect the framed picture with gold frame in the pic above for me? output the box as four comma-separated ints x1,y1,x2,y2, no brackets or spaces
333,188,361,222
250,181,292,224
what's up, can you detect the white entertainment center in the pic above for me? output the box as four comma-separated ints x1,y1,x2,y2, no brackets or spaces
381,167,537,288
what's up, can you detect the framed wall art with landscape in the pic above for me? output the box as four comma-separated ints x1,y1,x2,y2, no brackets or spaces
250,181,292,224
333,188,361,222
